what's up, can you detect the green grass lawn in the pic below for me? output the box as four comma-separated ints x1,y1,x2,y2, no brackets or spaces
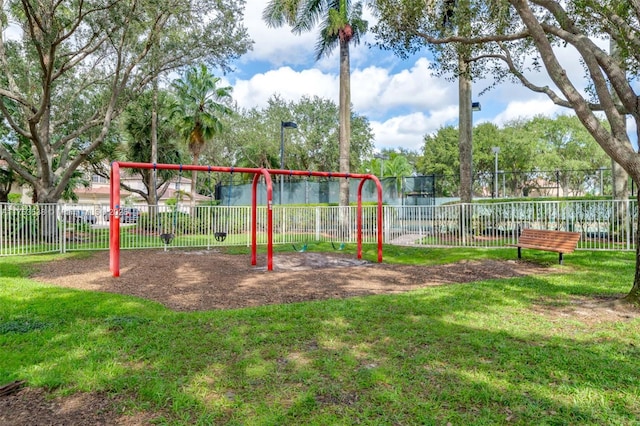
1,247,639,425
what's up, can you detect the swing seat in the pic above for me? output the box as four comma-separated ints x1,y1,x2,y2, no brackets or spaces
292,243,308,252
331,242,345,251
214,232,227,242
160,233,174,245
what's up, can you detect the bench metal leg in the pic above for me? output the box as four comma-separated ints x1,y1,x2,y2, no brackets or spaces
559,253,563,265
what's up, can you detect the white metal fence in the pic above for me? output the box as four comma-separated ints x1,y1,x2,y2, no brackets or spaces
0,200,636,256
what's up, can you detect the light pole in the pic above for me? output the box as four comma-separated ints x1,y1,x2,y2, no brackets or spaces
279,121,297,204
374,153,388,177
491,146,500,198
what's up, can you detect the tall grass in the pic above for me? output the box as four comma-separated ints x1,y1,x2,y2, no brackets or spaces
1,248,639,425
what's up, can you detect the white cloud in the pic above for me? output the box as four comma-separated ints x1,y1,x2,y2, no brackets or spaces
371,107,459,151
2,23,22,41
491,97,565,126
230,56,458,120
232,67,337,110
240,0,317,66
379,58,454,111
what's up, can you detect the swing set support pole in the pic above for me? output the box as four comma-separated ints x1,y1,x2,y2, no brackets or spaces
251,170,274,270
357,176,383,263
109,162,121,277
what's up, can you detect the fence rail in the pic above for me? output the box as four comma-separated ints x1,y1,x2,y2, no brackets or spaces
0,200,636,256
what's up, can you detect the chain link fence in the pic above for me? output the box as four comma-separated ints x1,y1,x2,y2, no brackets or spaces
438,168,626,199
215,169,627,205
218,176,436,206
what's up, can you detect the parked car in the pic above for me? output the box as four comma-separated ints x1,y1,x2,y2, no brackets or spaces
63,209,97,225
104,207,140,223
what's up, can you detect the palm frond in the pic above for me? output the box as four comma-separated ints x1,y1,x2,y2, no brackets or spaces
263,0,301,28
292,0,326,34
316,25,340,60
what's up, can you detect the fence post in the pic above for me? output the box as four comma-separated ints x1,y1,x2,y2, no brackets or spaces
461,204,467,246
59,204,66,254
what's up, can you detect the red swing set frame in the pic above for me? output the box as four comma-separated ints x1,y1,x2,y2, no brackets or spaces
109,161,384,277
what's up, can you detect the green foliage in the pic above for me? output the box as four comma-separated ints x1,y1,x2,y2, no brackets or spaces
0,163,15,202
0,318,51,334
7,194,21,203
417,125,460,196
0,0,250,203
211,95,375,172
171,64,233,159
416,115,610,197
123,91,184,166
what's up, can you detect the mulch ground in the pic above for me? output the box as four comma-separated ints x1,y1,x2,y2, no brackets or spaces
28,249,552,311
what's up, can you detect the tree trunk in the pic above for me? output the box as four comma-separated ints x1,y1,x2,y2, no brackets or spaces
338,37,352,238
458,57,473,204
338,38,351,208
149,77,159,208
35,202,59,245
147,78,160,230
624,190,640,304
609,39,630,235
458,56,474,238
609,37,630,202
190,168,198,211
612,160,629,200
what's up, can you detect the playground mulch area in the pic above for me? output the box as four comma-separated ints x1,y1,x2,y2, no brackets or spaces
29,249,555,312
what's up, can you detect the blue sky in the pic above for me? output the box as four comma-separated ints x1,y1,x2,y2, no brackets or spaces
221,1,591,153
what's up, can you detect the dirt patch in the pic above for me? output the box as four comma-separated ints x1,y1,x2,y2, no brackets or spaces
532,294,640,324
0,387,160,426
6,249,639,425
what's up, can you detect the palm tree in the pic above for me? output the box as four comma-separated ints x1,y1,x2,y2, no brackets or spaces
171,64,233,207
385,154,414,200
263,0,367,207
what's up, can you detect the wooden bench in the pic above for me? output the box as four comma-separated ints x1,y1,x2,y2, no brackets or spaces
512,228,580,264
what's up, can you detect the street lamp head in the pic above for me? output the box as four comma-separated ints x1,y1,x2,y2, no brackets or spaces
281,121,297,129
471,101,481,112
492,146,501,154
